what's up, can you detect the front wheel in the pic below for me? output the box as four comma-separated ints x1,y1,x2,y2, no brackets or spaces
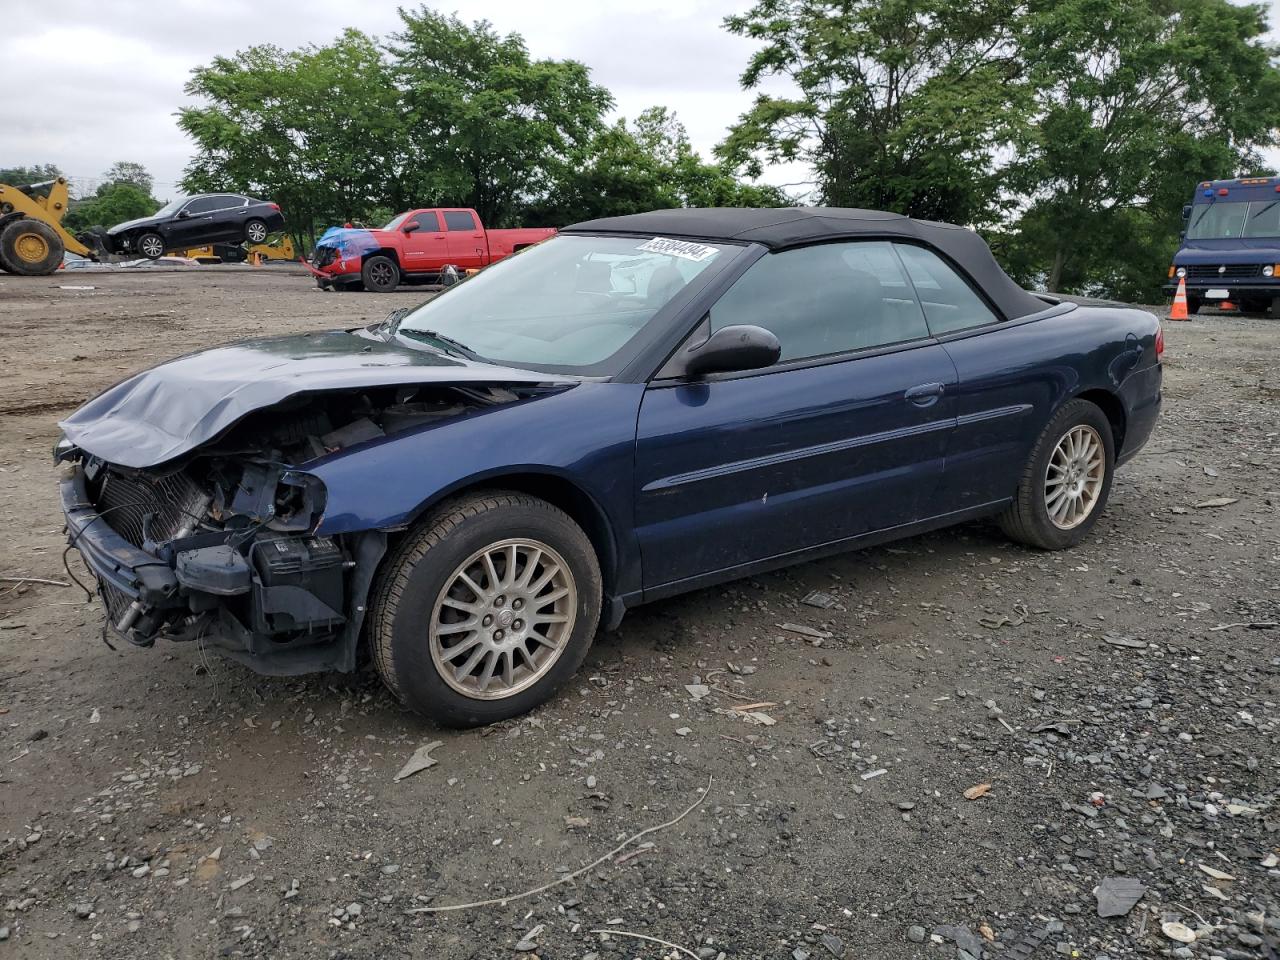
135,231,165,260
368,492,603,727
361,254,399,292
998,399,1115,550
0,219,65,275
1240,297,1272,316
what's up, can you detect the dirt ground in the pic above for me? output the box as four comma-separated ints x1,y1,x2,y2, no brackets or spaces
0,266,1277,960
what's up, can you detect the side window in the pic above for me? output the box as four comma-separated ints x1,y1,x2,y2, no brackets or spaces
708,241,929,362
443,211,477,231
895,244,999,335
411,211,441,231
183,197,218,215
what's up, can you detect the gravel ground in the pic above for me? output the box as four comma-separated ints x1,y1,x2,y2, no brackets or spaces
0,267,1277,960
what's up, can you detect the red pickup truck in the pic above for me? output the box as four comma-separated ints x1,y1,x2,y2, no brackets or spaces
305,207,556,292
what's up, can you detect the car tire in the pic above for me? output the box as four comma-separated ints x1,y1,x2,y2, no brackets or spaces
244,218,269,244
367,491,603,727
1240,297,1271,315
135,231,165,260
0,219,64,275
361,255,399,293
1186,297,1201,315
998,398,1115,551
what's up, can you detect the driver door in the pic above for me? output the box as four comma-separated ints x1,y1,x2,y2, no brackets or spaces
633,240,958,593
170,197,217,246
399,212,445,272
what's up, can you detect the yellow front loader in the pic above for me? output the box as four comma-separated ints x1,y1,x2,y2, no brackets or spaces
0,178,103,276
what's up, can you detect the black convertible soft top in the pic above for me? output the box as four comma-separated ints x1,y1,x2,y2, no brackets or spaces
562,207,1048,320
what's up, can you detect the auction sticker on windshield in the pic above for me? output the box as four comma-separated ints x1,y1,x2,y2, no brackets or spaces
636,237,720,262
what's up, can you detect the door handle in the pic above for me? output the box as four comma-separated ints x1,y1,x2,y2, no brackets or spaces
904,382,946,406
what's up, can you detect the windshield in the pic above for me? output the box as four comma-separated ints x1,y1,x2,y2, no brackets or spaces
154,197,188,218
383,212,410,231
394,234,736,375
1187,199,1280,239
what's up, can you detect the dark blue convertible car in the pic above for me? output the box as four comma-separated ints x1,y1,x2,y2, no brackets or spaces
57,208,1163,725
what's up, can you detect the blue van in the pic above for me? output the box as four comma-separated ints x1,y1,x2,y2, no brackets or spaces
1166,177,1280,315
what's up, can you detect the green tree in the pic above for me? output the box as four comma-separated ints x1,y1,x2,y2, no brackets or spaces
63,183,158,233
718,0,1027,225
102,161,154,195
528,119,674,223
1005,0,1280,296
390,8,614,226
179,29,403,250
62,162,160,233
529,107,788,224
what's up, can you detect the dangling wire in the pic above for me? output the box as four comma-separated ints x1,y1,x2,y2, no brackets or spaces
62,543,95,602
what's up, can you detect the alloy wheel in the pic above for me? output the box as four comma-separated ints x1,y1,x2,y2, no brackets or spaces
429,538,577,700
1044,424,1105,529
369,261,394,287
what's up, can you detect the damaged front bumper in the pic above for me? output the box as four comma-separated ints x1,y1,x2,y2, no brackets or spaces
302,258,359,289
60,461,385,676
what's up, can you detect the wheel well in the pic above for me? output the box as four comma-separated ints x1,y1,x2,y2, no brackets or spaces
392,474,618,598
363,248,400,268
1077,389,1126,451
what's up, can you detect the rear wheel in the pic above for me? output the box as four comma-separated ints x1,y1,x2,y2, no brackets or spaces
135,231,165,260
368,492,602,727
361,254,399,293
244,218,269,244
0,219,64,276
998,399,1115,550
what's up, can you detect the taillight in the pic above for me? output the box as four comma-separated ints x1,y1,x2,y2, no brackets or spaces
268,203,281,212
1154,325,1165,359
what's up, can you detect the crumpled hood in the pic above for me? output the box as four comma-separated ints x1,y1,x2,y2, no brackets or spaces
59,330,575,468
313,226,384,259
106,215,159,236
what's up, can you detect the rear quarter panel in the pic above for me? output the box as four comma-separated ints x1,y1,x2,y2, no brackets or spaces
938,303,1161,507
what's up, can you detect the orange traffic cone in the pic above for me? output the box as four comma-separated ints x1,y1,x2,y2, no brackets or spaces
1169,276,1190,321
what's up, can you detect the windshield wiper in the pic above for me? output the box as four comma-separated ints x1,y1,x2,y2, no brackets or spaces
398,328,481,360
1247,199,1280,224
370,307,412,338
1187,204,1213,234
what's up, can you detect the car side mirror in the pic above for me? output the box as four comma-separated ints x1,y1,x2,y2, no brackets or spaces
402,221,420,234
678,324,781,378
1181,204,1191,221
177,210,190,219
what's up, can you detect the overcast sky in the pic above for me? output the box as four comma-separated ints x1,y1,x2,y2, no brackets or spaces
0,0,1276,203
